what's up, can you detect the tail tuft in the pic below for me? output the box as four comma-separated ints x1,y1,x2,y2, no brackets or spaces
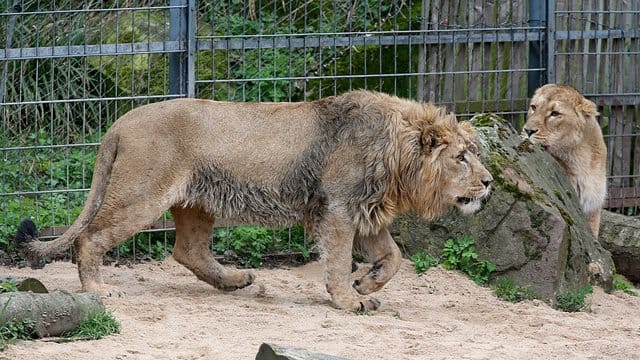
15,218,38,249
15,219,46,269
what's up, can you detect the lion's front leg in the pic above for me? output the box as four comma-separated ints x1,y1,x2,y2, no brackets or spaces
352,228,402,295
317,207,380,312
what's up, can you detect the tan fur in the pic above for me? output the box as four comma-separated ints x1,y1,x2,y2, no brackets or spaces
18,90,492,312
522,84,607,238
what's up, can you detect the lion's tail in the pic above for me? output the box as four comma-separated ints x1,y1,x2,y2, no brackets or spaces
15,131,119,263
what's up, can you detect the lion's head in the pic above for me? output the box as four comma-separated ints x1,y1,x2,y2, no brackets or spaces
522,84,599,153
405,112,493,218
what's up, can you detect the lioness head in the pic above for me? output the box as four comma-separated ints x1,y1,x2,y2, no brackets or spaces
410,114,493,217
522,84,599,152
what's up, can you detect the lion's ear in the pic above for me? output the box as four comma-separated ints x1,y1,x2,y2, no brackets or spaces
579,97,599,118
421,126,445,155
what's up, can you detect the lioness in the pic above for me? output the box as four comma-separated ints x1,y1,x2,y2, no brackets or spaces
522,84,606,238
16,90,493,312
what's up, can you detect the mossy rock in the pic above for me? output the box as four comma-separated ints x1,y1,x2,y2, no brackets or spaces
391,113,614,303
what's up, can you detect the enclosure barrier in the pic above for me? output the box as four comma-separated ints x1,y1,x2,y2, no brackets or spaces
1,0,638,259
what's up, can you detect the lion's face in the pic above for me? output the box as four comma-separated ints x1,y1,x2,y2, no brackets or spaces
414,116,493,216
522,84,599,153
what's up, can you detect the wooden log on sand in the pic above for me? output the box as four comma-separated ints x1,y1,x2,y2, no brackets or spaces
0,290,104,337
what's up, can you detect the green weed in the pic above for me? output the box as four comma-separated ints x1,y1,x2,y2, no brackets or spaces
213,225,311,268
0,319,38,350
555,285,593,312
492,277,537,303
612,274,638,296
442,236,496,285
410,252,438,274
0,280,18,294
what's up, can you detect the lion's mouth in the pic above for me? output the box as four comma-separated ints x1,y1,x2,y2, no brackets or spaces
455,191,492,214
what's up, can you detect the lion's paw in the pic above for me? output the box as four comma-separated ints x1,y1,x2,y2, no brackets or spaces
331,293,380,313
84,283,126,298
217,270,255,291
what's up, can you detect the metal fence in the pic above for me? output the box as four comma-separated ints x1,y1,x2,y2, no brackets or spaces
1,0,639,257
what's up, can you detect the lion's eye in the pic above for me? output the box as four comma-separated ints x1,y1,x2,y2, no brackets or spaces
530,104,536,111
457,154,466,163
550,110,560,117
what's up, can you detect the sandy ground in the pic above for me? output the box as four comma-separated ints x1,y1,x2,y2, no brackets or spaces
1,258,639,360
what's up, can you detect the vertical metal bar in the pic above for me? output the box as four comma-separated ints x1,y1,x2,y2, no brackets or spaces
417,0,428,102
169,0,187,97
528,0,547,95
186,0,196,98
546,0,556,84
0,0,21,105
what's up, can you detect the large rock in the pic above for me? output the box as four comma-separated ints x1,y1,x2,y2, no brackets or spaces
391,114,614,303
599,210,640,283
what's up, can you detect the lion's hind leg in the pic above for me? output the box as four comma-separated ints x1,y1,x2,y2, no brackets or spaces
352,228,402,295
171,206,255,291
76,200,169,296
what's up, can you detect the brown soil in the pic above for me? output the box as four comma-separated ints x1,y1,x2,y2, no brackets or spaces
1,258,639,360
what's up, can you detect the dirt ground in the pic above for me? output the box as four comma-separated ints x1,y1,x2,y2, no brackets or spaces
1,258,639,360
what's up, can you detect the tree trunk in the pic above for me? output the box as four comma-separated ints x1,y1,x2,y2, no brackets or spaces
0,290,103,338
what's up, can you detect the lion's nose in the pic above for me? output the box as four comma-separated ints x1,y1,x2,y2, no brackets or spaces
524,128,538,137
481,177,493,189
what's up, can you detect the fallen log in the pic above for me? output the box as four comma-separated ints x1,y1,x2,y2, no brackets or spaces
0,290,103,338
256,343,350,360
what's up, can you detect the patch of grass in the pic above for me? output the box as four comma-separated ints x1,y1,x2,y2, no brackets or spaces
442,236,496,285
0,280,18,293
410,252,438,274
62,309,120,341
612,274,638,296
491,277,537,303
555,285,593,312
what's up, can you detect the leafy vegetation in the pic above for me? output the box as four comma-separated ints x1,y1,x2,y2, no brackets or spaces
410,252,438,274
491,277,537,303
0,318,38,350
0,280,18,294
441,236,496,285
213,225,311,268
555,285,593,312
612,274,638,296
410,236,502,291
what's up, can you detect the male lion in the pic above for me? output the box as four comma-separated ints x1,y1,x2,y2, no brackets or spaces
522,84,607,238
16,90,493,312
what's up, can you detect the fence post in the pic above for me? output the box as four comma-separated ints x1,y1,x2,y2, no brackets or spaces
528,0,548,96
0,0,21,105
546,0,556,84
169,0,195,98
